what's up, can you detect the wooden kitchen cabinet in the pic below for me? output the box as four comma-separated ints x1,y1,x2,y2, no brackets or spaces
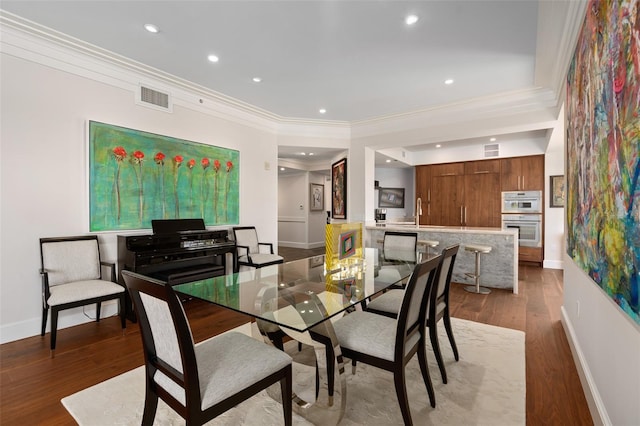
519,246,543,264
431,173,465,226
500,155,544,191
429,163,465,226
464,171,501,227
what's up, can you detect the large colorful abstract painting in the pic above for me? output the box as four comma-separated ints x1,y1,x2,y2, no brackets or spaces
89,121,239,231
566,0,639,325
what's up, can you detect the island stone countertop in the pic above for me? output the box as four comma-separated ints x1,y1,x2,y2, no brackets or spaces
365,222,519,293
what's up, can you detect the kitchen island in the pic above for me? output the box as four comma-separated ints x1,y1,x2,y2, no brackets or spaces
365,223,519,293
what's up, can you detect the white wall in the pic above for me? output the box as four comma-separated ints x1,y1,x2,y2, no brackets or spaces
277,173,307,247
374,167,415,221
0,53,279,343
562,257,640,425
544,105,565,269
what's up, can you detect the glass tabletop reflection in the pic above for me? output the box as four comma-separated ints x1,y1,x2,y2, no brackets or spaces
173,247,420,333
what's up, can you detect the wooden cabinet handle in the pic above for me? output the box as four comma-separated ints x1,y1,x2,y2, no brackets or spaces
460,206,463,224
464,206,467,224
441,172,456,176
474,171,489,174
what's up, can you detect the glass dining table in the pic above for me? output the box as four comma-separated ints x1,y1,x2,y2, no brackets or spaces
173,247,422,424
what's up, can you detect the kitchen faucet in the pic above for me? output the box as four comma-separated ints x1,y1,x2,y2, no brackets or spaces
416,197,423,226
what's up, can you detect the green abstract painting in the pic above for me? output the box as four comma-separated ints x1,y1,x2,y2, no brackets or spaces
89,121,239,231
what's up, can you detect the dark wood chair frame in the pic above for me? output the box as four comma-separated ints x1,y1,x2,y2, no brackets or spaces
232,226,284,272
382,231,418,259
342,255,442,425
122,271,293,426
39,235,126,352
367,244,460,384
427,244,460,383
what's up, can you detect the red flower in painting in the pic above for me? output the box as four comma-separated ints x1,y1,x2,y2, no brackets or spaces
132,150,144,164
213,159,221,172
154,152,165,165
187,159,196,169
226,161,233,172
173,155,184,165
113,146,127,161
201,158,210,169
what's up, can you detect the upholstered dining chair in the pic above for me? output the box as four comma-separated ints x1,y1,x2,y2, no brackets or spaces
382,231,418,261
380,231,418,290
365,244,461,383
332,255,443,425
39,235,126,355
232,226,284,271
122,270,293,426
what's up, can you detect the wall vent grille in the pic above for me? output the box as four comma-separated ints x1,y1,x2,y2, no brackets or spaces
484,143,500,158
136,85,172,112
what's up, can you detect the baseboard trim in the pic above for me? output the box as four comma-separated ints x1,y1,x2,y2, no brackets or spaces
278,241,325,249
560,306,610,426
543,259,564,269
0,301,120,344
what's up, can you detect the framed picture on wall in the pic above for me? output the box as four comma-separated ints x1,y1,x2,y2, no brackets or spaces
378,187,405,208
310,183,324,211
550,175,565,208
331,158,347,219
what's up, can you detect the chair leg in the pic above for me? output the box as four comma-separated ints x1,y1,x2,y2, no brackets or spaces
417,341,436,408
41,305,49,336
443,313,459,361
280,366,293,426
96,302,102,322
351,358,357,375
429,323,448,384
141,386,159,426
120,294,127,330
393,368,413,426
50,308,59,352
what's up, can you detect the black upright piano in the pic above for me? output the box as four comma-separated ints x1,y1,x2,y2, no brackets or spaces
118,218,235,320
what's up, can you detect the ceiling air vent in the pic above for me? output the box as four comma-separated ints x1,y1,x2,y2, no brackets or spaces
136,85,172,112
484,143,499,158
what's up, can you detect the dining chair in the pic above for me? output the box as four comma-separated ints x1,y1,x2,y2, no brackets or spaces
39,235,126,356
122,270,293,426
381,231,418,289
332,255,443,425
232,226,284,271
365,244,460,383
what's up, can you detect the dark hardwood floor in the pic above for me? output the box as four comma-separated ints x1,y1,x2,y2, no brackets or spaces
0,248,592,425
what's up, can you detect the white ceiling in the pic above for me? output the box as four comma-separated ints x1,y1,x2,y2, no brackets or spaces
0,0,554,171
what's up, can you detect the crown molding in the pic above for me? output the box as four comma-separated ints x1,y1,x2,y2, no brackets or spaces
350,86,559,140
0,8,576,146
0,11,351,137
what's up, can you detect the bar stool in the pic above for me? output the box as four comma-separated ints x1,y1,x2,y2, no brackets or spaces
418,239,440,257
464,244,492,294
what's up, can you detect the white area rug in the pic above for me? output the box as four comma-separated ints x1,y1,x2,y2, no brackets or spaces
62,318,525,425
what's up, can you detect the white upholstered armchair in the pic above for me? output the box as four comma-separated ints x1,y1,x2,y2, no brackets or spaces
39,235,126,355
232,226,284,271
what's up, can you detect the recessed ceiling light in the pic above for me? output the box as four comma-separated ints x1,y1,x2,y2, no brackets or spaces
319,108,327,114
300,152,306,156
436,144,442,148
490,137,497,142
444,79,454,85
308,153,314,156
144,24,159,33
405,15,419,25
207,54,219,63
386,159,391,163
280,167,285,171
252,77,262,83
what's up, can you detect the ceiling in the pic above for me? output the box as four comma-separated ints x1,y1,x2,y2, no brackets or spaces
1,0,548,171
